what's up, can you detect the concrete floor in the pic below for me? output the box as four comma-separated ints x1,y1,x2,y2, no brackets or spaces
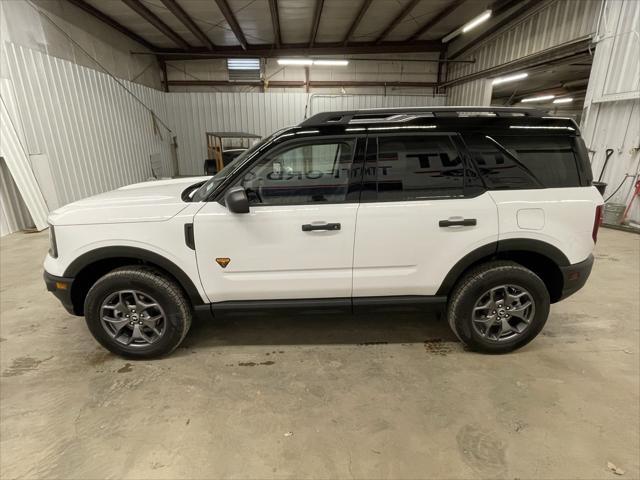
1,229,638,480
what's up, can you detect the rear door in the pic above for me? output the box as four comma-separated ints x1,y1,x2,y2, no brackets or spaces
353,132,499,298
194,134,365,303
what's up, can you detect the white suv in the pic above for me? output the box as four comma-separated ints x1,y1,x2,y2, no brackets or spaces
44,107,603,358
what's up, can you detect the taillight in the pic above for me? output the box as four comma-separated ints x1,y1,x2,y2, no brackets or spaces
592,205,603,243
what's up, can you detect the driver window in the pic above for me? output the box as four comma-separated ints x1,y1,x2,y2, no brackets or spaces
238,139,356,205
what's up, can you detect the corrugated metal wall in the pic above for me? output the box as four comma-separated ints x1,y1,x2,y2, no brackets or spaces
0,159,34,236
166,92,446,175
447,80,492,106
581,0,640,225
2,42,173,208
446,0,601,105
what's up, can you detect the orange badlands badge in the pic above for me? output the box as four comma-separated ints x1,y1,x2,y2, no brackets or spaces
215,257,231,268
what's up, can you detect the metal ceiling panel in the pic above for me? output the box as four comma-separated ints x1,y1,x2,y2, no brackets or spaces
407,0,489,41
177,0,238,46
231,0,274,45
133,0,202,47
315,0,363,43
278,0,316,44
350,0,415,42
383,0,453,41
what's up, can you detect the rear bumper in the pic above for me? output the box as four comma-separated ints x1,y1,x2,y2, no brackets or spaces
43,271,76,315
558,254,594,301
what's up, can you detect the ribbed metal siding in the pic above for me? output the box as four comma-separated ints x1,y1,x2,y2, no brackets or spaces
308,94,446,115
3,43,173,207
448,0,601,81
0,159,34,236
447,80,492,106
166,92,446,175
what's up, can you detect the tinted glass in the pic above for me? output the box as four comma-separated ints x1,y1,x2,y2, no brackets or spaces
238,140,356,205
464,135,539,189
375,135,464,200
494,135,581,188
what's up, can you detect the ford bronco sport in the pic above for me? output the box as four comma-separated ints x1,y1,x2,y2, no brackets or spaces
44,107,603,358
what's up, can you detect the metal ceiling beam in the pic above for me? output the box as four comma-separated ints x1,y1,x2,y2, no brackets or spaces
448,0,535,59
159,0,215,50
309,0,324,47
153,40,442,59
121,0,191,50
268,0,281,48
66,0,158,50
166,79,438,88
407,0,465,42
213,0,248,50
374,0,420,44
343,0,373,45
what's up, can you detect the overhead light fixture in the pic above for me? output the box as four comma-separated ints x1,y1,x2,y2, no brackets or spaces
442,10,492,42
462,10,492,33
492,72,528,85
521,94,555,103
227,58,260,70
553,97,574,104
277,58,349,66
313,60,349,66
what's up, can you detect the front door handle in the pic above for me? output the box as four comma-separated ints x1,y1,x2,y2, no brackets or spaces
302,222,341,232
439,218,477,227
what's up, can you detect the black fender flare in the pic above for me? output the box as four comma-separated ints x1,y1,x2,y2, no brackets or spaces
436,239,570,296
64,246,205,306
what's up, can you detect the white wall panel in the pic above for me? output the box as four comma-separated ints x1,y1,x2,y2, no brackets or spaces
2,42,172,208
0,159,34,237
166,92,445,175
447,80,492,106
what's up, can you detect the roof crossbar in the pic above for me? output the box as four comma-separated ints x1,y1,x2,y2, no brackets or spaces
300,107,547,126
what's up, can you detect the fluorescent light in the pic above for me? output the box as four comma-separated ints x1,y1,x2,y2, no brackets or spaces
492,72,528,85
313,60,349,66
462,10,492,33
521,94,555,103
227,58,260,70
277,59,349,66
553,97,574,104
277,58,313,65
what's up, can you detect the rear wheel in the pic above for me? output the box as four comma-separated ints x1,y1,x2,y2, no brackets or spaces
84,267,192,359
447,261,550,353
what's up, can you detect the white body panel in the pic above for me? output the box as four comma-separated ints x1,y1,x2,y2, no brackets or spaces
489,186,602,264
193,202,358,302
48,177,208,226
353,193,499,297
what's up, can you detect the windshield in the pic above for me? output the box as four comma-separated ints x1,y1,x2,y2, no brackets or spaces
191,134,273,202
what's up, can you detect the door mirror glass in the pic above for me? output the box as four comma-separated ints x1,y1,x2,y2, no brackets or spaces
224,186,250,214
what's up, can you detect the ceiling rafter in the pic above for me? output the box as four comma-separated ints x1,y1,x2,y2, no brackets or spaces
309,0,325,47
121,0,191,50
268,0,282,48
374,0,420,44
66,0,158,50
407,0,466,42
342,0,373,46
159,0,215,50
213,0,248,50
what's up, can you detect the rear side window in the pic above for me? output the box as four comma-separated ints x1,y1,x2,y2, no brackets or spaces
465,134,582,189
374,135,465,200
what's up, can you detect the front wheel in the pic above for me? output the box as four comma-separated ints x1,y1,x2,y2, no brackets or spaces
447,261,550,354
84,267,192,359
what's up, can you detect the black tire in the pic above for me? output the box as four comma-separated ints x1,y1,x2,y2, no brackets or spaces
84,267,192,359
447,261,550,354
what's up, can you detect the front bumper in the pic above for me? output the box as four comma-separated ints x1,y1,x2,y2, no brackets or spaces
558,254,594,301
43,271,76,315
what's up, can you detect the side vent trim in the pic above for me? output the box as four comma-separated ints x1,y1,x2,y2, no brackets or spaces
184,223,195,250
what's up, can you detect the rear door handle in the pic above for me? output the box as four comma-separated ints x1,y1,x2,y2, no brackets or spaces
302,222,341,232
439,218,477,227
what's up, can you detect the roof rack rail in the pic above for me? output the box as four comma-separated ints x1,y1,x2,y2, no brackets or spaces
300,106,547,127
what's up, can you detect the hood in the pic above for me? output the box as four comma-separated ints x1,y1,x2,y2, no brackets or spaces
49,177,209,226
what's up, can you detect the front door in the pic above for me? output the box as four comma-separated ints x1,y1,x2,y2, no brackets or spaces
194,135,364,303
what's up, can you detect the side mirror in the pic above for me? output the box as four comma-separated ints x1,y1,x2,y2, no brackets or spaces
224,186,250,214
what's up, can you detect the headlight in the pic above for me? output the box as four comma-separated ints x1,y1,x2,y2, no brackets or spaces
48,225,58,258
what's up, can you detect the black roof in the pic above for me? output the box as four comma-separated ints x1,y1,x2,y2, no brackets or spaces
300,106,548,127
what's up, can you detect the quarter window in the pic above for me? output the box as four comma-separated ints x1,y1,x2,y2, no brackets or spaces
375,135,465,200
237,140,356,205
